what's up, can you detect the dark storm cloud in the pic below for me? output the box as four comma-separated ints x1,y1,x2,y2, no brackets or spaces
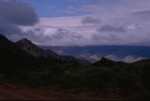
0,0,38,40
81,16,101,24
0,0,38,26
98,25,125,32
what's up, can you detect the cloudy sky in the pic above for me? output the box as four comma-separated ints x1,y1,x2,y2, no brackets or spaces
1,0,150,46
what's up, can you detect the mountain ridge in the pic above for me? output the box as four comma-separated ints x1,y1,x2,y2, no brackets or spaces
41,45,150,63
0,34,149,64
0,34,85,65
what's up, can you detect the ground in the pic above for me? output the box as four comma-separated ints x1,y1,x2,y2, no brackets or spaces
0,82,126,100
0,82,56,100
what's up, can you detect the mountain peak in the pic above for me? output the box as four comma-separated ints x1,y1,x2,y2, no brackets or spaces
15,38,38,51
15,38,59,58
93,57,125,67
101,57,108,61
0,34,24,56
15,38,42,57
16,38,34,46
0,34,14,48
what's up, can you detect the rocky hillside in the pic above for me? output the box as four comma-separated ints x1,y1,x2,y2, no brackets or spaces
15,38,59,59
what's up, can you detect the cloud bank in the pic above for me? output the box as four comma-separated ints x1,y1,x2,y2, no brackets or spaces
1,0,150,46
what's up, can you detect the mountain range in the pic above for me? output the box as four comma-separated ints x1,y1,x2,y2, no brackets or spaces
41,45,150,63
0,34,83,65
0,34,150,64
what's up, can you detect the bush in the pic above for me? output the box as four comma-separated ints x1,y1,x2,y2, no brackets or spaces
113,72,139,96
80,67,114,90
142,64,150,90
27,71,51,87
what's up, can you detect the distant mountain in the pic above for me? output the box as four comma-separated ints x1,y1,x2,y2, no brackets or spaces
41,45,150,63
15,38,59,59
0,34,85,65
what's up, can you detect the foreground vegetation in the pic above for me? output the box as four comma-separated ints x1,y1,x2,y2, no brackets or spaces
1,54,150,100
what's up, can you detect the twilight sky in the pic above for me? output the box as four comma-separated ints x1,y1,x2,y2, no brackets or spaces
1,0,150,46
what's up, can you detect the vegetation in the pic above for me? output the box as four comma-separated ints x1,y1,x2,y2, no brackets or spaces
1,55,150,99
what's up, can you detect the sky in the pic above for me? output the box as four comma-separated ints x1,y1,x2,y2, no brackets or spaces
1,0,150,46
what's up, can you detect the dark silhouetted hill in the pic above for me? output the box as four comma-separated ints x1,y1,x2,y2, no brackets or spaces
0,34,83,66
93,57,126,67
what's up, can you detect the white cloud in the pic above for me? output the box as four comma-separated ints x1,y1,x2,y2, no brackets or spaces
19,12,150,46
39,17,82,27
105,55,145,63
17,0,150,46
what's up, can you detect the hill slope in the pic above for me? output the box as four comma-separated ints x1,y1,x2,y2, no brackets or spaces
15,38,59,58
